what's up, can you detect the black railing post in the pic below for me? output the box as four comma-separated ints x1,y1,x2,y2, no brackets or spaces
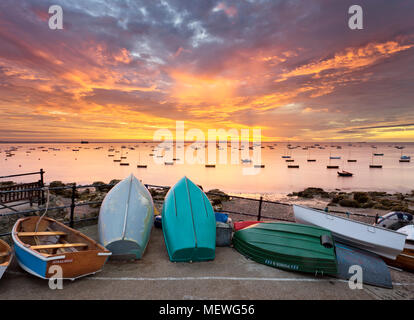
257,196,263,221
39,168,45,205
70,184,76,228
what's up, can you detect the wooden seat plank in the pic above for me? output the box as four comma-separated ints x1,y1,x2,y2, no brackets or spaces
31,243,88,250
18,231,67,237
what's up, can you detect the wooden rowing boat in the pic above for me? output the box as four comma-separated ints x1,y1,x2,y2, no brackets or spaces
293,205,406,260
98,174,154,259
383,248,414,272
0,239,12,279
12,217,111,280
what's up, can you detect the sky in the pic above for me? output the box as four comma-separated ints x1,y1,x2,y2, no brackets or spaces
0,0,413,142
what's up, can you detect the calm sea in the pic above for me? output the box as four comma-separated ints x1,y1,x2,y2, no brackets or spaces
1,142,413,196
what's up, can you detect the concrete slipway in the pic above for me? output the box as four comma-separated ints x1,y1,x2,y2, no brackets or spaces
0,225,413,300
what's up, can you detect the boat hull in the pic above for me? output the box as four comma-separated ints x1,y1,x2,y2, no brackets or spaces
12,217,111,280
335,243,392,288
233,222,337,274
98,174,154,259
162,177,216,262
293,205,406,260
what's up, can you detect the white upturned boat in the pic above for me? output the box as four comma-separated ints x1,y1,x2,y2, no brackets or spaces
98,174,154,259
293,205,406,260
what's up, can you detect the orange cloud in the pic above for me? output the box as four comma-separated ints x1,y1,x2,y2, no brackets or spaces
277,40,414,81
169,71,238,106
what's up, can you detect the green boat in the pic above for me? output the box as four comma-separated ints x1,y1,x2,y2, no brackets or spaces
162,176,216,262
233,222,337,275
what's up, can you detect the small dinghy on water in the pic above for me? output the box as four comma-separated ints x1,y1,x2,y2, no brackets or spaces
337,170,353,177
98,174,154,260
233,222,337,274
293,205,406,260
0,239,12,279
12,217,111,280
162,177,216,262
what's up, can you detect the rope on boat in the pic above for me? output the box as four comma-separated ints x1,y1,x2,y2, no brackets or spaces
34,187,50,246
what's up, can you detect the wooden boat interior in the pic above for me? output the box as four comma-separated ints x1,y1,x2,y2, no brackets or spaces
0,240,11,265
15,217,101,256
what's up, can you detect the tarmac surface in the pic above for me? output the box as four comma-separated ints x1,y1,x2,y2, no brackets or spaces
1,224,413,300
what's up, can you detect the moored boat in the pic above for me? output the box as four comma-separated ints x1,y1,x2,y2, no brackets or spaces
12,216,111,280
337,170,353,177
233,222,338,274
0,239,12,279
162,176,216,262
98,174,154,259
293,205,406,260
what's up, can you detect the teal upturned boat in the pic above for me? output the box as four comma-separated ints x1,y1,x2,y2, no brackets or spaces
162,177,216,262
233,222,337,275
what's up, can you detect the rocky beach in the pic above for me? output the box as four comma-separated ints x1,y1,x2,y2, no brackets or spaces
2,179,414,241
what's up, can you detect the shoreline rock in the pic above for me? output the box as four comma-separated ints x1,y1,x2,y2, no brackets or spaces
289,187,414,213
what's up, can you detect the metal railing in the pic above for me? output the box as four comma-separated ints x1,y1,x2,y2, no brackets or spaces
0,169,45,205
0,171,380,237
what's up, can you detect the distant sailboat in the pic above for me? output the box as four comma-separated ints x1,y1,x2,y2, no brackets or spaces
307,149,316,162
347,149,357,162
282,141,292,158
327,151,339,169
369,153,382,168
137,152,147,168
